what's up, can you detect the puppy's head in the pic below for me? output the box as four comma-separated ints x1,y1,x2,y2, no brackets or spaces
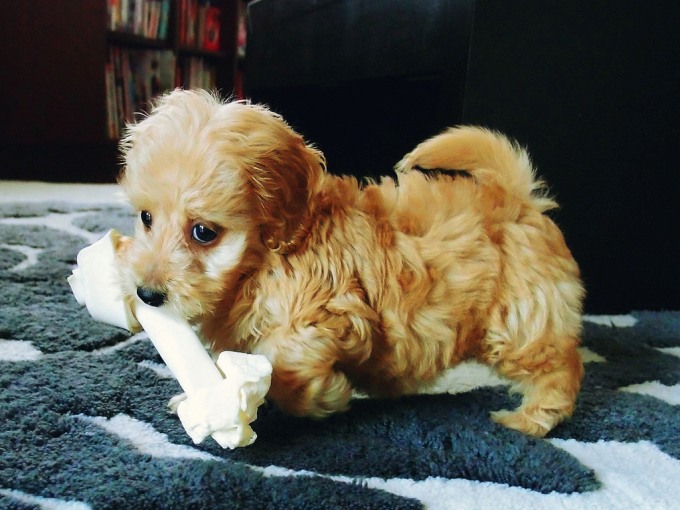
117,89,324,321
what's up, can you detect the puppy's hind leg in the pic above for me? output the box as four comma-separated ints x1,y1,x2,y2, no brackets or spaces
483,330,584,437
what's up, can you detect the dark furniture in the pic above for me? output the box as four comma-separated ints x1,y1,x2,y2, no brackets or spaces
246,0,474,180
246,0,679,314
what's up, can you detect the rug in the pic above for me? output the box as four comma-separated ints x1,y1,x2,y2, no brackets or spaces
1,198,679,510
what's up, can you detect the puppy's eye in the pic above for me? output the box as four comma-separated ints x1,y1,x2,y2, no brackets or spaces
141,211,152,229
192,223,218,244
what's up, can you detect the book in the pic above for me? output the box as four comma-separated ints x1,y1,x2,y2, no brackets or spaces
158,0,170,40
105,62,118,139
204,6,221,52
107,0,170,40
177,56,217,90
185,0,198,47
106,47,176,139
108,0,121,31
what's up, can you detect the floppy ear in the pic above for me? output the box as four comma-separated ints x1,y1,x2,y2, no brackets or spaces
226,103,325,255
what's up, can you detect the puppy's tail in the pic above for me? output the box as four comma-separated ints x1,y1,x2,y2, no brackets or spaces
395,126,557,212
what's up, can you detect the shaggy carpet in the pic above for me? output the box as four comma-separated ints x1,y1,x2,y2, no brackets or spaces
1,194,679,509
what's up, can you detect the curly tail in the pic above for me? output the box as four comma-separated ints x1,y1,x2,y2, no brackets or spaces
395,126,557,212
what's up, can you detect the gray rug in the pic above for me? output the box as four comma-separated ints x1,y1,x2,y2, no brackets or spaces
1,201,679,509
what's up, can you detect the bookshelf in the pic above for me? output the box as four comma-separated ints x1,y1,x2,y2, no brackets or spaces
0,0,240,183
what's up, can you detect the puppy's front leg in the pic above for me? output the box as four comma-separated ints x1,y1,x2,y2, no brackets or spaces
254,326,353,418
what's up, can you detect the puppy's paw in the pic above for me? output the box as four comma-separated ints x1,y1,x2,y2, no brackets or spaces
491,409,551,437
167,392,188,414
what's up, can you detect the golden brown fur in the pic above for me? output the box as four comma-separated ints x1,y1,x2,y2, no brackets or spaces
117,89,584,437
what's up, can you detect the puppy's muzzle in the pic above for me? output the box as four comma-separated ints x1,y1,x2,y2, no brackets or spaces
137,287,167,307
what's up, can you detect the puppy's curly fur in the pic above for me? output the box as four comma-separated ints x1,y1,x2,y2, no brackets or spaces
117,89,584,437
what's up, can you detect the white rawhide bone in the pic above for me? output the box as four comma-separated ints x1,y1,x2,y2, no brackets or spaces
67,230,272,449
68,230,141,333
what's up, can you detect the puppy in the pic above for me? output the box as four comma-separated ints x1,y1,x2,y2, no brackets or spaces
117,89,584,437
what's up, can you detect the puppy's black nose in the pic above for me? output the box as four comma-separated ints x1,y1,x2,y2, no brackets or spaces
136,287,167,307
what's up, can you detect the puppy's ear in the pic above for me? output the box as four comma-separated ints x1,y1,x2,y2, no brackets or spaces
251,131,325,255
227,103,325,254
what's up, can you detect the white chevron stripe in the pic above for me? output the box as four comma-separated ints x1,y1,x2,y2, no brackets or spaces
0,340,43,361
579,347,606,363
377,440,680,510
0,488,90,510
0,244,43,272
76,414,220,461
583,315,638,327
91,333,148,356
658,347,680,359
250,440,680,510
0,212,109,245
620,382,680,406
138,359,175,379
419,361,508,395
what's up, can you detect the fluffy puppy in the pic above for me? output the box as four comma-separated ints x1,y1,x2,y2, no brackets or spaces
117,89,584,437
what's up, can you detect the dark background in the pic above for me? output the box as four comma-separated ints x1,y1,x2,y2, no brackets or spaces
1,0,677,315
245,0,680,315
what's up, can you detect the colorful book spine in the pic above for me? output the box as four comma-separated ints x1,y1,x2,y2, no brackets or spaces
179,0,221,51
107,0,170,40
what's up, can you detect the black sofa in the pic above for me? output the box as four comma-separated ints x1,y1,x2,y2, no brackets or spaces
245,0,679,314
